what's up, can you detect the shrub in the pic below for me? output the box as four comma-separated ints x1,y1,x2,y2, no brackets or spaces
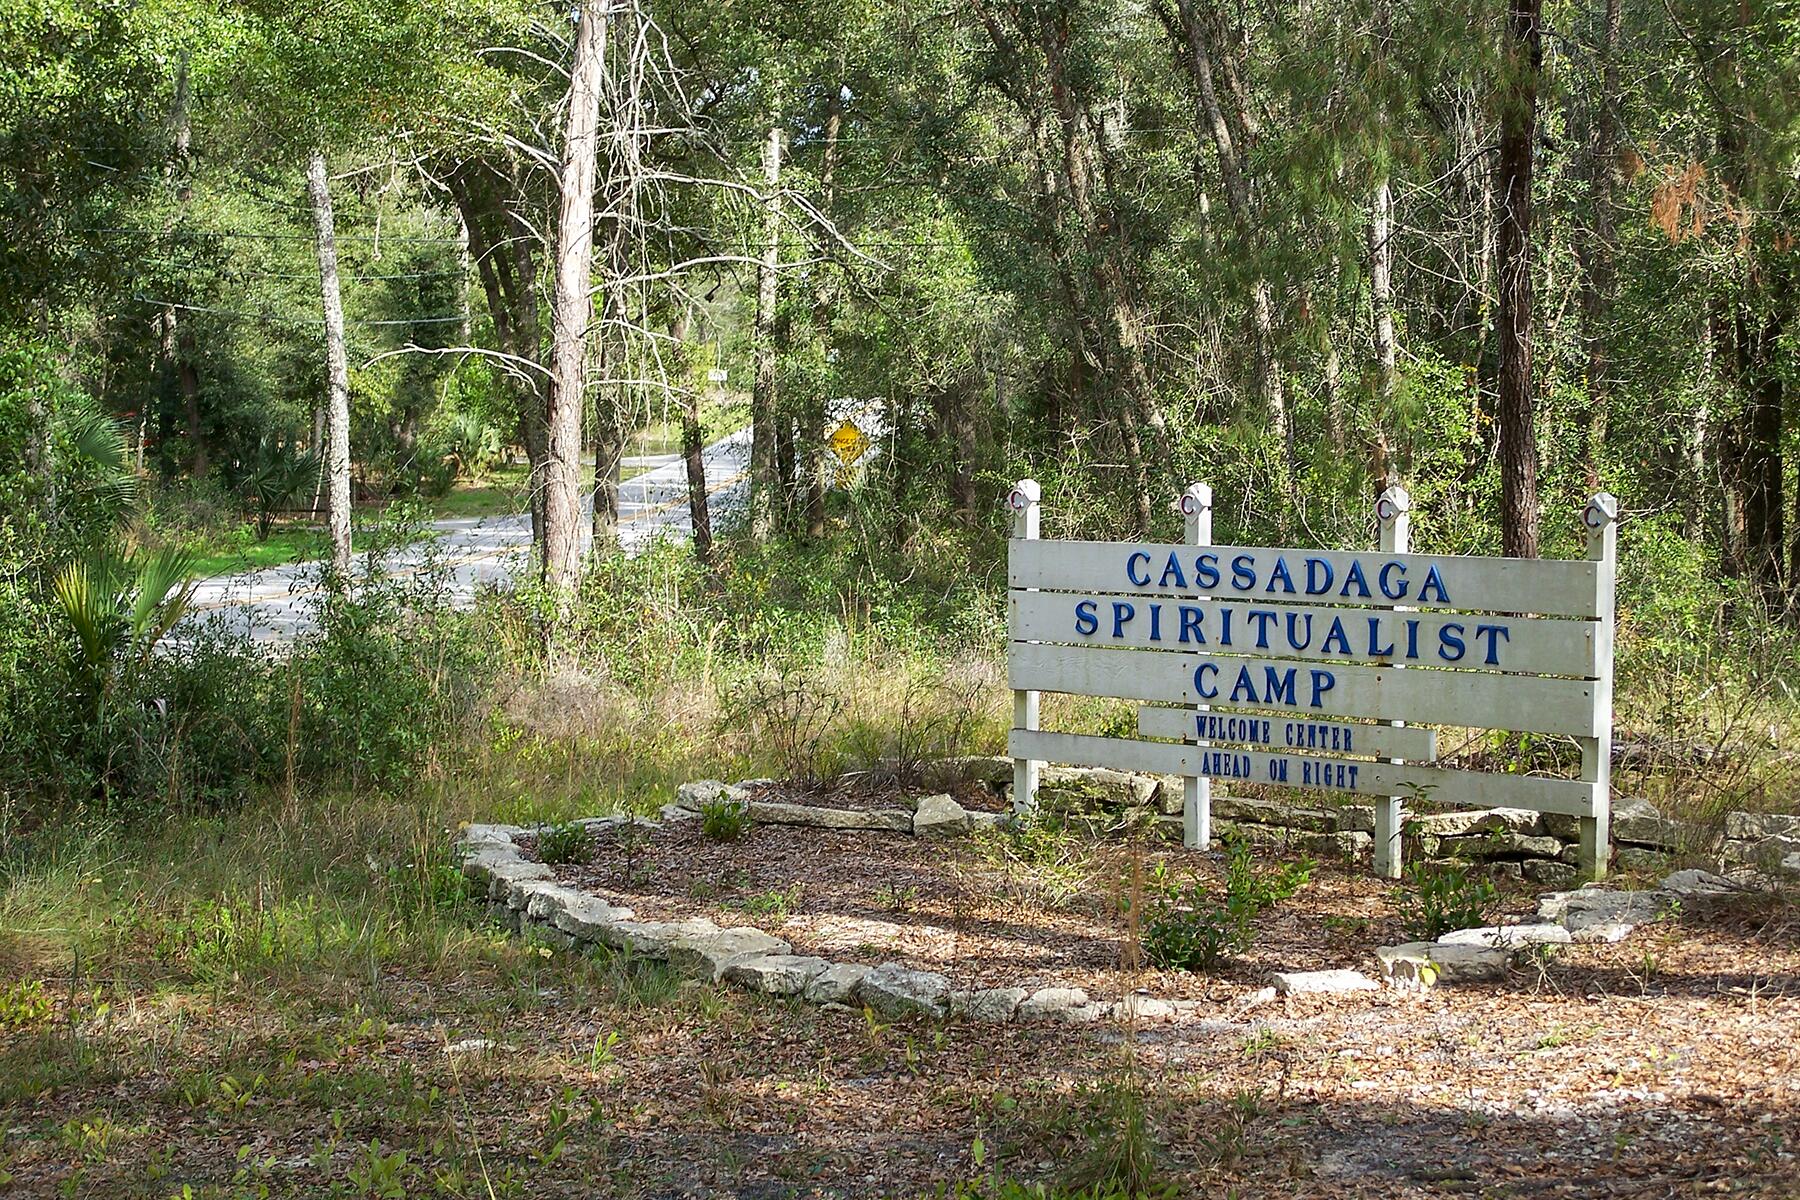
1140,836,1312,971
1393,861,1499,940
537,821,590,865
700,798,751,842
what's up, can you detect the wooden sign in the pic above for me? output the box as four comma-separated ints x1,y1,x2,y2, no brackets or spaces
1005,479,1619,882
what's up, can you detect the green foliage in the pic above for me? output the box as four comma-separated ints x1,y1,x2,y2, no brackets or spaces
1140,837,1312,971
536,821,589,865
228,434,319,540
1393,860,1499,941
0,978,52,1031
975,812,1090,910
699,798,751,843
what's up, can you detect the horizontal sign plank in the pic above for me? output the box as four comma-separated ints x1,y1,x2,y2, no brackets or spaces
1011,729,1597,817
1009,642,1601,737
1010,540,1603,619
1010,590,1596,678
1136,705,1438,762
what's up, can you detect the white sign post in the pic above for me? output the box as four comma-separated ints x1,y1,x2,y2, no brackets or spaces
1007,482,1620,881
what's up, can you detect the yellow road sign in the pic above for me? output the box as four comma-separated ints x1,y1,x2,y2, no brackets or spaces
828,420,870,465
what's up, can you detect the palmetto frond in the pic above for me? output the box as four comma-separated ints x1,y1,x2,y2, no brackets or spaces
52,554,128,673
58,398,138,509
128,547,199,662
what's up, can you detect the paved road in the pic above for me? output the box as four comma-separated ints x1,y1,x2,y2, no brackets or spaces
186,428,751,643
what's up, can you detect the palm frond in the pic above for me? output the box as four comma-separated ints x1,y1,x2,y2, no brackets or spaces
129,547,198,652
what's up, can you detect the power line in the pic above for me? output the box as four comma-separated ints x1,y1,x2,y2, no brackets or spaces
80,226,461,245
137,298,465,327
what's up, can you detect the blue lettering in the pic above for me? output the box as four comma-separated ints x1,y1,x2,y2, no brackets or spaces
1285,612,1314,651
1475,623,1511,666
1438,622,1466,662
1309,669,1336,707
1149,603,1163,641
1178,605,1205,645
1419,565,1450,604
1263,666,1298,707
1074,600,1099,636
1195,552,1221,590
1341,560,1372,598
1366,616,1394,657
1126,552,1152,587
1248,610,1277,649
1321,617,1352,655
1230,666,1257,703
1111,601,1136,639
1231,554,1256,591
1194,662,1219,700
1305,557,1334,595
1379,561,1409,600
1406,618,1420,659
1219,608,1234,646
1267,556,1297,594
1158,552,1187,589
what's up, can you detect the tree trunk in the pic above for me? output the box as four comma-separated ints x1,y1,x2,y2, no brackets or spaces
163,59,206,480
671,309,711,564
1495,0,1542,558
543,0,609,587
749,117,783,541
305,150,353,577
805,65,843,540
1578,0,1621,489
1169,0,1286,458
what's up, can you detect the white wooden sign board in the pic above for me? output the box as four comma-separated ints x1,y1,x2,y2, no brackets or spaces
1005,479,1619,881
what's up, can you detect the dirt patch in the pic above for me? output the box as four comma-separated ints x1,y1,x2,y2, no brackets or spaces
523,797,1549,999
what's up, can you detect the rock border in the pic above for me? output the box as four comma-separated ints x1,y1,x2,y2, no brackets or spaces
455,773,1767,1019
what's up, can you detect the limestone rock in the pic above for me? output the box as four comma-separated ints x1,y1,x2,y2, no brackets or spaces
1304,830,1373,859
551,894,634,940
802,963,872,1005
597,916,721,957
1335,805,1376,834
950,986,1028,1023
1110,993,1178,1023
459,824,520,847
1214,796,1334,832
1440,832,1565,860
658,803,701,823
1660,869,1739,901
1779,852,1800,879
486,859,554,899
913,793,974,838
1723,811,1800,842
1612,797,1681,849
1409,808,1544,838
1616,847,1672,873
746,800,911,833
1271,969,1378,995
524,884,586,925
723,954,831,995
1523,859,1580,889
1039,766,1157,810
1375,941,1515,985
969,811,1013,833
1544,812,1581,841
1151,776,1185,815
1437,923,1572,948
675,780,744,810
667,926,792,981
860,963,951,1019
1572,921,1635,944
1017,987,1091,1021
1537,888,1672,932
459,846,517,881
503,876,563,910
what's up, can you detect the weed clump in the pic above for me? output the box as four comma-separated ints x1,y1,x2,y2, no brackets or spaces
700,798,752,842
1393,860,1499,940
1140,836,1311,971
537,821,590,865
